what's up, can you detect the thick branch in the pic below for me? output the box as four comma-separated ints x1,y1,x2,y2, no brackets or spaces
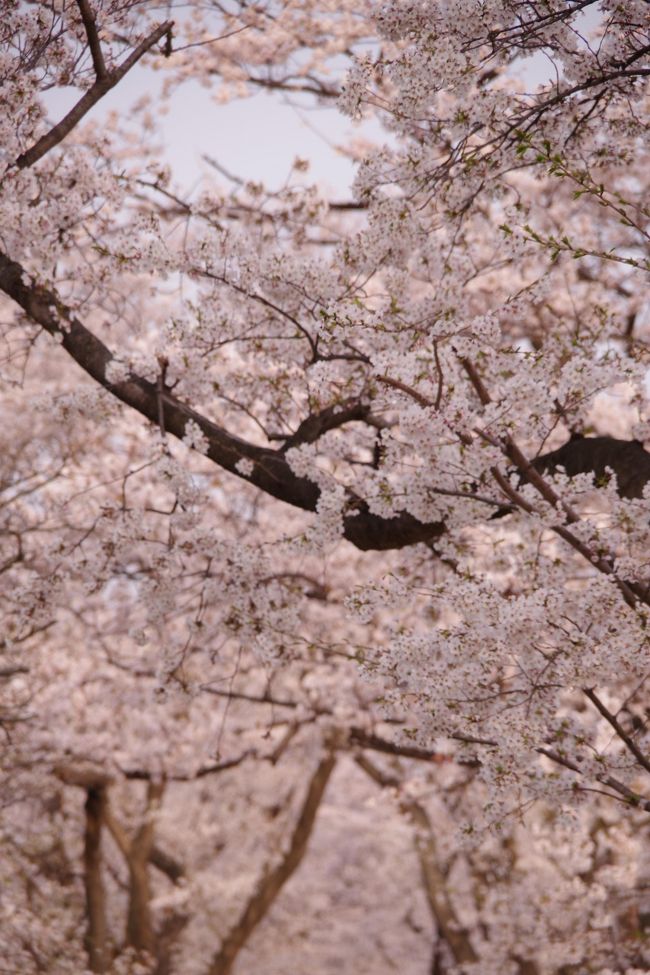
104,800,184,883
280,398,371,449
509,437,648,606
150,845,185,885
76,0,108,79
15,20,173,169
207,752,336,975
56,765,113,789
461,359,650,606
0,250,443,550
3,259,647,553
535,436,650,500
0,664,29,678
349,727,479,766
461,358,650,500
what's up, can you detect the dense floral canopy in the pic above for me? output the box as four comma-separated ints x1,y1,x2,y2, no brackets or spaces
0,1,649,972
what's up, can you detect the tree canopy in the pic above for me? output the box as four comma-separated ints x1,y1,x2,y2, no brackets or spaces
1,2,649,972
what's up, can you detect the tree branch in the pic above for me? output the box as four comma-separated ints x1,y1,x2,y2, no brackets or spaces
207,752,336,975
121,750,254,781
125,780,164,956
349,727,479,766
0,665,30,678
583,687,650,775
0,249,444,550
355,754,478,966
104,799,185,886
535,436,650,500
461,358,650,607
280,398,371,450
76,0,108,80
15,20,173,169
83,786,111,973
150,845,185,886
2,260,648,555
537,747,650,811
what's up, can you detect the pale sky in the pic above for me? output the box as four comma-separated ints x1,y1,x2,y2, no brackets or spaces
45,64,376,198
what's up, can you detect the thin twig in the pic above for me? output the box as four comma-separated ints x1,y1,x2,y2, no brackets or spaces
537,747,650,811
583,687,650,775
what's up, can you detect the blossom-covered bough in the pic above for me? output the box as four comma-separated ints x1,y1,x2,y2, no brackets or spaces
1,1,649,972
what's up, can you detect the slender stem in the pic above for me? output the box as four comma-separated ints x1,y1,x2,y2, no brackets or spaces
537,747,650,811
583,687,650,775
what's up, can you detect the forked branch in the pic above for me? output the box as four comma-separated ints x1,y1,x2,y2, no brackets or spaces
0,250,444,551
15,19,173,170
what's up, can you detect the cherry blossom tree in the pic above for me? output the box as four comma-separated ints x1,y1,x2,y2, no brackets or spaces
1,1,649,972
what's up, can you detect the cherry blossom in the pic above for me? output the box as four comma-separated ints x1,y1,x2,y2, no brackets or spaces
0,1,649,972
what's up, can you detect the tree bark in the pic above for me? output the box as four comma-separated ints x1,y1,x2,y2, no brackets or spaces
356,755,478,967
1,249,649,552
0,250,444,550
83,786,110,973
124,781,164,956
207,752,336,975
